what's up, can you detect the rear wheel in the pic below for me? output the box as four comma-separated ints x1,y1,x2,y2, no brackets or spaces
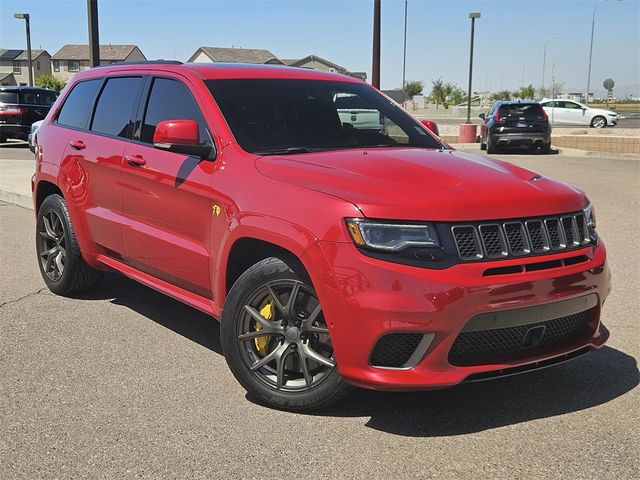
591,116,606,128
36,194,103,295
540,141,551,154
486,136,497,154
221,257,352,411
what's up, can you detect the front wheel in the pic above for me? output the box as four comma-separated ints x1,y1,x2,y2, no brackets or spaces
591,115,607,128
221,257,352,411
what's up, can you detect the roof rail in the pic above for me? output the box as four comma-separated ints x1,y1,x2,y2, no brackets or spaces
91,60,183,69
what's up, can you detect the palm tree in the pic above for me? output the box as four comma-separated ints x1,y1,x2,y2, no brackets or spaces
430,79,446,110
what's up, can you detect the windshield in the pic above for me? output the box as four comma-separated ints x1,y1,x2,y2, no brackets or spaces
205,79,442,154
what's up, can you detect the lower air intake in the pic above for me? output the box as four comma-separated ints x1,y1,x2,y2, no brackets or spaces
370,333,424,368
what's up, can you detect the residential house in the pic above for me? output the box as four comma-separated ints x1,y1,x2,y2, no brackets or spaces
51,44,147,81
188,47,283,65
0,49,52,86
284,55,367,81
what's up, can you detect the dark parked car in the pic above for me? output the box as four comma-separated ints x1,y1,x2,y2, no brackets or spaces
479,100,551,154
0,86,58,143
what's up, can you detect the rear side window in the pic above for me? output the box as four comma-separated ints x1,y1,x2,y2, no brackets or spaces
141,77,210,144
498,104,545,117
0,91,19,103
57,79,101,129
91,77,142,138
19,90,58,106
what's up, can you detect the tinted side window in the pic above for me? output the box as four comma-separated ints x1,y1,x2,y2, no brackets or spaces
0,91,19,103
91,77,142,138
57,79,101,129
141,78,210,144
19,90,58,106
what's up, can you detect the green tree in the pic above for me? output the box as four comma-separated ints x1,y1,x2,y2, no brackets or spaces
490,90,513,102
36,74,66,92
446,83,467,106
429,78,446,109
516,85,536,100
403,80,423,97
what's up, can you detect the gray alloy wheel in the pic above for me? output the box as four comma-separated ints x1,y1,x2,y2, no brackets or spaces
591,115,606,128
38,209,67,282
237,279,335,392
221,257,352,411
36,194,103,295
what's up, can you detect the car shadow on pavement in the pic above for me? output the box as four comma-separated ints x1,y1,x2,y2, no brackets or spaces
309,346,638,437
77,273,637,438
489,146,560,155
74,272,223,354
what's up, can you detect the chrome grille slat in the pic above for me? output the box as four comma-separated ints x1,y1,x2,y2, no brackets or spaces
452,213,591,261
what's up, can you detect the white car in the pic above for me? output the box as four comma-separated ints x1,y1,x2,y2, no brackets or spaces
540,99,619,128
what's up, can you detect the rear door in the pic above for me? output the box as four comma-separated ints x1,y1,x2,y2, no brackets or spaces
121,74,216,299
57,75,144,256
558,101,588,125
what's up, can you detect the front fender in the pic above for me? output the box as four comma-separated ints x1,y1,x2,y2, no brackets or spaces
212,213,320,309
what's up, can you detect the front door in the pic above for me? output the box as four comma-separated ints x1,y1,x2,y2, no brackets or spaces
121,75,216,299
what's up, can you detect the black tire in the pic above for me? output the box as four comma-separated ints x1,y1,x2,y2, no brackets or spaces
540,142,551,154
480,141,486,151
36,194,103,295
486,136,497,154
221,257,352,411
590,115,606,128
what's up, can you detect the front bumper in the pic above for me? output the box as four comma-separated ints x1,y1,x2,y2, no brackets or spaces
303,240,610,390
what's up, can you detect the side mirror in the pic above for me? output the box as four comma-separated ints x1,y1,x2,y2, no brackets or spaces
478,113,486,120
420,119,440,136
153,119,212,158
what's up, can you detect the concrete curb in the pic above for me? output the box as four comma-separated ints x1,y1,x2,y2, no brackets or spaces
551,146,639,160
0,189,33,209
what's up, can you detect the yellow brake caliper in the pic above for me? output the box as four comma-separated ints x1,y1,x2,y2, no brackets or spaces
254,299,273,357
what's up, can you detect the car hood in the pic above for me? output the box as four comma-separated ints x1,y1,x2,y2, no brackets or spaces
255,148,586,221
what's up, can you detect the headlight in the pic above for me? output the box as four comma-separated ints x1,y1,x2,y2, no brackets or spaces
584,204,598,242
345,218,439,252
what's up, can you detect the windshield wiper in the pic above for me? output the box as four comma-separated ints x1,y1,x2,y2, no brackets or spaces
253,147,313,156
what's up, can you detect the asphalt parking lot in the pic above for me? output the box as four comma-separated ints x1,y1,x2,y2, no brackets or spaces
0,147,638,479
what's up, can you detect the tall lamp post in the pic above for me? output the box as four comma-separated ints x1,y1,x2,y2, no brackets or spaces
402,0,408,89
466,12,480,124
541,36,557,98
372,0,381,89
87,0,101,67
586,0,622,105
13,13,33,87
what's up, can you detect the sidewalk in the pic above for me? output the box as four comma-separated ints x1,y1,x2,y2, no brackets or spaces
0,156,35,209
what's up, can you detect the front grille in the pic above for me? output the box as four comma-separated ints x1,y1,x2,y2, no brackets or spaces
451,212,590,261
448,310,590,365
370,333,423,368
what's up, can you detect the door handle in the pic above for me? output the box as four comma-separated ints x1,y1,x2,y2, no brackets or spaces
69,140,86,150
125,154,146,167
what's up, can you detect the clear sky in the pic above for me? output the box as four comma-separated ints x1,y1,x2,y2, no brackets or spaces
1,0,639,95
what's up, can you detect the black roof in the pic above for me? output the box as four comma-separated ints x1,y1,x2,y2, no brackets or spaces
0,86,56,92
0,49,22,60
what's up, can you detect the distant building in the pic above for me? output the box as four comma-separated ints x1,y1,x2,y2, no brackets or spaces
0,49,52,86
382,89,410,104
188,46,283,65
284,55,367,81
51,44,147,81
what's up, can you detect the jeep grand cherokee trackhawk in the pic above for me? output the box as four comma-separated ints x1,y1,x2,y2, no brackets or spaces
32,61,610,411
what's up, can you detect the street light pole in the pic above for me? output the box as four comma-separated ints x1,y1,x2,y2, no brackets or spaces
466,12,480,124
402,0,408,89
541,36,557,98
372,0,381,89
586,0,622,106
87,0,100,67
13,13,33,87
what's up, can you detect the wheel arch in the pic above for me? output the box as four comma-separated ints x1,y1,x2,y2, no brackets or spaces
35,180,63,213
214,215,320,308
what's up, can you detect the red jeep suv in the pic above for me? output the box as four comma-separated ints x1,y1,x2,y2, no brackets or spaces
32,61,610,411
